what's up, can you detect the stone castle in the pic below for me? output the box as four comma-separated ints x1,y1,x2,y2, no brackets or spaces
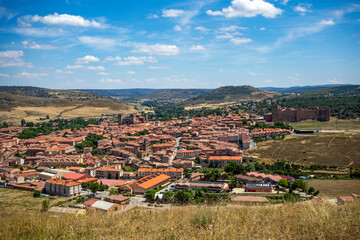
118,113,148,125
264,106,330,122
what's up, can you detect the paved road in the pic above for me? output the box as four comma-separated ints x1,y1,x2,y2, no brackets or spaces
169,137,181,165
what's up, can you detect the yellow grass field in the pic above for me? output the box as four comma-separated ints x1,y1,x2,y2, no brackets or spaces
0,187,359,239
246,132,360,168
290,119,360,130
306,180,360,198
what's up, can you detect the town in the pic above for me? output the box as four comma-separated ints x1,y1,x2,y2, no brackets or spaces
1,106,358,215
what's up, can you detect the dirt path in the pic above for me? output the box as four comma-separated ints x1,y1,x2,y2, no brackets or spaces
327,136,354,168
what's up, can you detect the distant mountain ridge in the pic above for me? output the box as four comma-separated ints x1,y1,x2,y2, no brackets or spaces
259,84,354,93
183,85,278,106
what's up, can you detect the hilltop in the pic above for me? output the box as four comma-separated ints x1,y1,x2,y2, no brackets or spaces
182,85,278,108
140,89,210,100
0,86,133,124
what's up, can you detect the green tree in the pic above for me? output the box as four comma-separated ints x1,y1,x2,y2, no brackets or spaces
224,161,245,176
88,182,100,194
291,179,307,192
278,179,289,188
21,119,26,127
308,186,315,195
33,190,41,198
144,188,156,202
109,188,119,195
174,189,193,204
162,191,174,203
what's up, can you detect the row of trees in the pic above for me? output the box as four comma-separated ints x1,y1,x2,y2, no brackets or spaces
145,188,222,204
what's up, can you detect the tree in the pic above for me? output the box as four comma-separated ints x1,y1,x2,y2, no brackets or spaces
291,179,307,192
21,119,26,127
308,186,315,195
174,189,193,204
109,188,119,195
224,161,245,176
33,190,41,198
88,182,100,194
204,169,221,182
162,191,174,203
41,199,50,212
278,179,289,188
144,188,156,202
46,115,50,119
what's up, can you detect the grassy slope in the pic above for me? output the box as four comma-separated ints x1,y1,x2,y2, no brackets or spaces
245,133,360,168
306,180,360,198
0,188,359,239
0,88,133,124
290,119,360,130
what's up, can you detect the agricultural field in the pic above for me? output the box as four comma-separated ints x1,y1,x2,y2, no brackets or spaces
290,119,360,130
306,180,360,198
246,132,360,168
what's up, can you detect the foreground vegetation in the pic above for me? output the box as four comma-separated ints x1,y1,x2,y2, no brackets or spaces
1,198,359,239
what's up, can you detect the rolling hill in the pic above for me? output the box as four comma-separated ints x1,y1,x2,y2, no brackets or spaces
0,86,133,124
182,85,279,107
140,89,210,100
259,84,353,93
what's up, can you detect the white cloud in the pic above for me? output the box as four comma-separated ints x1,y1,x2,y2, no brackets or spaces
104,56,122,62
207,0,283,18
216,32,242,39
294,3,312,16
173,25,182,31
249,72,256,76
148,66,169,70
76,55,99,64
87,66,105,71
133,44,179,55
264,79,272,83
0,7,17,20
115,56,158,66
230,37,252,45
29,13,101,27
162,9,186,18
0,50,32,67
65,65,84,69
55,69,73,74
320,20,335,26
100,78,122,83
220,25,247,32
78,36,117,49
126,71,136,75
18,72,48,78
190,45,207,51
97,71,108,76
13,27,65,37
328,78,343,84
0,73,10,77
260,27,266,30
22,41,57,50
195,26,210,32
146,13,159,19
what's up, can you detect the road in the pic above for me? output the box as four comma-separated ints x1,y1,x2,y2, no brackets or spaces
169,137,181,165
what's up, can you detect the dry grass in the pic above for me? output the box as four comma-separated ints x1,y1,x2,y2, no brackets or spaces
290,119,360,130
246,132,360,168
0,188,360,239
306,180,360,198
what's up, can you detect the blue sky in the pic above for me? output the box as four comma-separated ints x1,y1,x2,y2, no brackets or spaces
0,0,359,89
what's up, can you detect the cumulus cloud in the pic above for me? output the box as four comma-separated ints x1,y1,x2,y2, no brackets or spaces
13,27,65,37
78,36,117,49
195,26,210,32
220,25,247,32
162,9,186,18
97,71,108,75
18,72,48,78
320,20,335,26
100,78,122,83
190,45,207,51
207,0,283,18
249,72,256,76
264,79,273,83
260,27,266,30
22,41,57,50
115,56,158,66
87,66,105,71
148,66,169,70
0,73,10,77
230,37,252,45
76,55,100,64
294,3,312,16
55,69,73,74
27,13,101,27
146,13,159,19
104,56,122,62
173,25,182,31
0,50,32,67
65,64,84,69
133,44,179,55
126,71,136,75
216,32,241,39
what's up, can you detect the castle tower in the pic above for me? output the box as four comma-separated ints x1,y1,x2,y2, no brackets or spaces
118,114,123,126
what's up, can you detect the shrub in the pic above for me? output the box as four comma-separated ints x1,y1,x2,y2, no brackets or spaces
33,190,41,198
190,208,214,229
41,199,50,212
